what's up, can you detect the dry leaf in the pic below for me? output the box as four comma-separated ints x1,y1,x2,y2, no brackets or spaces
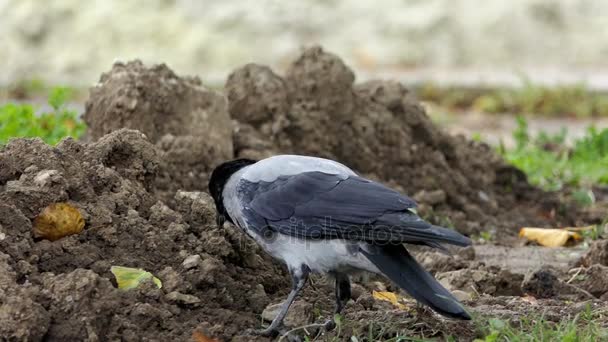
519,227,583,247
372,290,407,310
521,295,538,305
110,266,162,290
33,202,85,241
192,330,220,342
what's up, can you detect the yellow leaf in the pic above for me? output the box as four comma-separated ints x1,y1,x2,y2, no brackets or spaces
519,227,582,247
192,330,220,342
372,290,407,310
110,266,162,290
33,202,85,241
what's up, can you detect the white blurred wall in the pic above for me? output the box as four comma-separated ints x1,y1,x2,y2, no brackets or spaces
1,0,607,85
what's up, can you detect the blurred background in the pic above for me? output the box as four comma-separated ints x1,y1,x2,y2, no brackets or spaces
1,0,607,194
2,0,608,87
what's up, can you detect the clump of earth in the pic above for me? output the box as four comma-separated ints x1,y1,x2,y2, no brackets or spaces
0,46,604,341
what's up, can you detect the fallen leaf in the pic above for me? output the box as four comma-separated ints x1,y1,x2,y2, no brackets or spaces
192,330,220,342
372,290,407,310
521,295,538,305
110,266,162,290
519,227,583,247
33,202,85,241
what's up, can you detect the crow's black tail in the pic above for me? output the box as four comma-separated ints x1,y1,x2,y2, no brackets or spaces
362,244,471,320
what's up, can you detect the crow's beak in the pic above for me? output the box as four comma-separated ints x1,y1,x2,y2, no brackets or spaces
216,213,226,228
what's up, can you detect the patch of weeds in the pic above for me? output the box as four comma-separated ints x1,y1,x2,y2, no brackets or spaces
474,307,608,342
417,82,484,111
498,116,608,191
472,231,495,243
304,320,435,342
345,322,428,342
0,87,86,145
416,80,608,117
572,189,596,207
581,221,606,241
2,78,48,100
471,132,484,143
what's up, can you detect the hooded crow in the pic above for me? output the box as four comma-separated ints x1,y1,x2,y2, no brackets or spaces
208,155,472,336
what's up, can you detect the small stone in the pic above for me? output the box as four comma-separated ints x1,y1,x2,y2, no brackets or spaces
451,290,473,302
166,291,201,305
182,255,202,269
456,246,476,261
34,170,60,187
261,300,311,327
157,267,184,293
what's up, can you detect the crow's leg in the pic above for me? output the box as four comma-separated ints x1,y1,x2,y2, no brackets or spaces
256,265,310,337
324,272,351,330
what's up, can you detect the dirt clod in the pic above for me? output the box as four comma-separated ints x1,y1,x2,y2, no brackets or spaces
437,265,524,297
576,264,608,298
521,266,561,298
579,240,608,267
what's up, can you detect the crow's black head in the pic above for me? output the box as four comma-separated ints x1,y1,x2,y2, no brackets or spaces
208,158,256,226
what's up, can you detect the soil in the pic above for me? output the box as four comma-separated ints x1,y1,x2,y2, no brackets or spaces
83,60,234,204
1,46,606,341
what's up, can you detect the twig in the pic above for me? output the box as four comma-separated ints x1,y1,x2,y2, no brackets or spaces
278,323,325,342
563,283,596,300
470,284,480,297
566,267,583,284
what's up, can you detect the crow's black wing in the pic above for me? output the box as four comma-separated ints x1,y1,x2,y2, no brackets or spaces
244,171,470,246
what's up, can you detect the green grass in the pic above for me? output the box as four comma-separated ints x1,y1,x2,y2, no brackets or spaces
298,311,608,342
498,116,608,192
0,87,86,145
475,307,608,342
417,80,608,117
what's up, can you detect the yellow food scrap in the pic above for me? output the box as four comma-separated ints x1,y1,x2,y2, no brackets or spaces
372,290,407,310
110,266,162,290
33,202,85,241
519,227,584,247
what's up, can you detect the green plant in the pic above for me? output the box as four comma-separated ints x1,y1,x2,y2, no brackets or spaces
0,87,86,145
417,80,608,117
475,309,608,342
581,221,606,241
500,116,608,191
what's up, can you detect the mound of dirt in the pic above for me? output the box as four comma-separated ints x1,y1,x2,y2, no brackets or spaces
83,60,233,202
225,46,571,236
0,130,287,341
78,47,571,236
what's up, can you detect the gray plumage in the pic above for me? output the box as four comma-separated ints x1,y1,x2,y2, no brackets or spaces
209,154,472,336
